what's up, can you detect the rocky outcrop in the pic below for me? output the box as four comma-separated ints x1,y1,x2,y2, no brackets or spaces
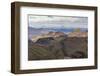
35,37,54,46
67,31,87,37
31,31,66,42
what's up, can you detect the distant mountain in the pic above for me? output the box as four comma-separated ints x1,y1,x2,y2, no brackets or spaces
47,31,65,37
28,27,46,39
28,26,88,39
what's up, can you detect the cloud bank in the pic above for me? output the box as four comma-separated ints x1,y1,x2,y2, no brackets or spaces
28,15,88,29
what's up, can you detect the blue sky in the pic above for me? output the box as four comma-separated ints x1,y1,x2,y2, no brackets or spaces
28,15,88,29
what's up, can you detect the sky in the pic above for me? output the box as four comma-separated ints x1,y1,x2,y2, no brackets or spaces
28,15,88,29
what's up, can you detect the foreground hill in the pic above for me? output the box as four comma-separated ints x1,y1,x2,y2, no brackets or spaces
28,39,64,60
28,31,88,60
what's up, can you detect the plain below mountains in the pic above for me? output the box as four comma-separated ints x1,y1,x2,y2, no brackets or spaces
28,31,88,60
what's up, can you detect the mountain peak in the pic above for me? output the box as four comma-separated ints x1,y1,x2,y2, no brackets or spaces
47,31,65,37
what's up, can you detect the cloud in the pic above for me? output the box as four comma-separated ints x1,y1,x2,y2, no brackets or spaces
29,15,88,28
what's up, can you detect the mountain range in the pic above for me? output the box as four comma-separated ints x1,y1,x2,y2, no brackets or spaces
28,30,88,60
28,27,88,39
